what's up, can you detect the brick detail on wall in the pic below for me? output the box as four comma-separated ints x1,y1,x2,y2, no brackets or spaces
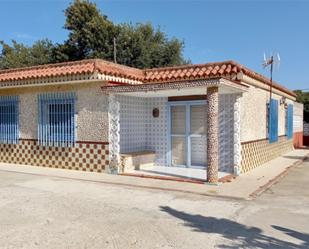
240,136,293,173
0,140,109,172
293,132,303,148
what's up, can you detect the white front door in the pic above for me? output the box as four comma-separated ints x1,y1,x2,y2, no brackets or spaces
169,101,207,168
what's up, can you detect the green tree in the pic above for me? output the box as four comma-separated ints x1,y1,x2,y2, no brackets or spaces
294,90,309,122
0,39,54,69
116,23,187,68
54,0,188,68
59,0,116,60
0,0,188,69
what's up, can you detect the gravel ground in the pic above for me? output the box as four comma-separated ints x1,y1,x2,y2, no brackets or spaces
0,159,309,249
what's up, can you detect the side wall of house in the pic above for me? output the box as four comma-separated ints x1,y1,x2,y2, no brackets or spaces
239,85,294,173
293,102,303,148
0,82,109,172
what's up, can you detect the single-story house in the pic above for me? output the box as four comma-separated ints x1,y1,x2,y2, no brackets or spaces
0,59,303,183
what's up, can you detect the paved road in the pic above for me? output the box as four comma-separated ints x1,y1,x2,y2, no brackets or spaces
0,159,308,249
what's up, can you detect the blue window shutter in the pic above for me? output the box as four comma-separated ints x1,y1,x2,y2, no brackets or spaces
269,99,278,143
287,104,293,139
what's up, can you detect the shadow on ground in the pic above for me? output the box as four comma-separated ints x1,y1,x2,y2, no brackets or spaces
160,206,309,248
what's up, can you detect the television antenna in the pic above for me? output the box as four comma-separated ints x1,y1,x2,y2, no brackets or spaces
263,52,280,102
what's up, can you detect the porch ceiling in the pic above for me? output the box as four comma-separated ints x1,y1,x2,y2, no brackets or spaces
103,78,248,97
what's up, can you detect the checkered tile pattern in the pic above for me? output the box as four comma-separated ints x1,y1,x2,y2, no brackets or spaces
241,136,293,173
0,140,109,173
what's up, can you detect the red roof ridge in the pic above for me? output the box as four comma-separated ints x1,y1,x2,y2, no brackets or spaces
0,58,143,75
232,61,296,97
142,60,296,97
0,58,144,81
0,59,96,74
0,58,296,97
143,60,237,72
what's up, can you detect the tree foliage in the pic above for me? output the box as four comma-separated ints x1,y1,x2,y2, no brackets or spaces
294,90,309,122
0,39,54,69
0,0,188,69
116,23,187,68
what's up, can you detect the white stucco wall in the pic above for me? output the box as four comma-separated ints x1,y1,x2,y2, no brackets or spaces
293,102,304,133
0,82,108,142
239,85,294,142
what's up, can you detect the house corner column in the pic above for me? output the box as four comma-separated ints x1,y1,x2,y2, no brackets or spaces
207,86,219,183
108,94,120,174
233,95,241,176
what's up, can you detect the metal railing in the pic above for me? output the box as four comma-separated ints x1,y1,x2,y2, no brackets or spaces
38,92,76,147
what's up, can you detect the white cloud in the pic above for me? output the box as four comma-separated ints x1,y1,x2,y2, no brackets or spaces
12,32,37,41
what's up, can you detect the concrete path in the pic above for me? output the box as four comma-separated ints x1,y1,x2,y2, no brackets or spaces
0,153,308,248
0,149,308,200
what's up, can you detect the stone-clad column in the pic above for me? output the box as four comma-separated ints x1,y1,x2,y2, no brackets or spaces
108,94,120,174
207,86,219,183
233,95,241,176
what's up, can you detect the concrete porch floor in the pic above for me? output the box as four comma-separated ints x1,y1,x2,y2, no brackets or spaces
124,166,230,182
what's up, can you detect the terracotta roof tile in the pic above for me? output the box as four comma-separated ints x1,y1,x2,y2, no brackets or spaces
143,61,296,97
0,59,144,82
143,62,239,84
0,59,296,97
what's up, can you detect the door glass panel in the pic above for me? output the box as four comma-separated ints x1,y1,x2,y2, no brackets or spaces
190,105,206,135
171,106,186,134
191,136,207,167
172,137,186,166
170,103,206,167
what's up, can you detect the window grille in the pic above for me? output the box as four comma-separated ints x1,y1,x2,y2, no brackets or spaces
0,96,19,144
38,92,76,147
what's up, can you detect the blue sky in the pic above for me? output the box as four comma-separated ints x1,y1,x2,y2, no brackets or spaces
0,0,308,90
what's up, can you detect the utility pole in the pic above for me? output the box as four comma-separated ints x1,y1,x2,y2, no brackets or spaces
263,53,280,102
113,37,117,63
269,55,274,102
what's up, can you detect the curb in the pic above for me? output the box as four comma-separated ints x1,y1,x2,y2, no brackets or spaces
119,172,235,185
249,153,309,199
119,172,206,184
